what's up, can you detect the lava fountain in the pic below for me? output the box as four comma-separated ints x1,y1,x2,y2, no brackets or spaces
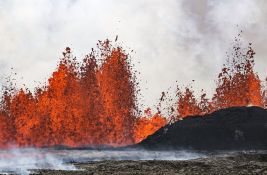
176,35,265,119
0,40,166,148
0,35,267,148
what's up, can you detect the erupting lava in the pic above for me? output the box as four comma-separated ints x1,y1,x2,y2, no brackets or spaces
176,35,265,118
0,34,267,148
134,108,167,143
0,40,165,148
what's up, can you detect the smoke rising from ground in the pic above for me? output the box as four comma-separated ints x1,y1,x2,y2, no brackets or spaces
0,148,204,174
0,148,76,175
0,0,266,109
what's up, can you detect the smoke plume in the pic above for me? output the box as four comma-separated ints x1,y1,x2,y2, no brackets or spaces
0,0,266,108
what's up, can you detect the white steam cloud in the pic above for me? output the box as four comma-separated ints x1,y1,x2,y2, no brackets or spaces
0,0,266,109
0,148,76,175
0,148,204,174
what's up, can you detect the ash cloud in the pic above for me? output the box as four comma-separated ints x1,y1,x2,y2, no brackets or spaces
0,0,266,109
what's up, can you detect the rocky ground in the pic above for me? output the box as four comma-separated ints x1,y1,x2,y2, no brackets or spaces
34,153,267,175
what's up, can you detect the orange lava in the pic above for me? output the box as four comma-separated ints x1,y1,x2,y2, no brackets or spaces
0,35,266,148
176,37,264,118
134,109,167,143
0,40,165,148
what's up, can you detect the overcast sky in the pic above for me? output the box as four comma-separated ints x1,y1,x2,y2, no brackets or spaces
0,0,267,109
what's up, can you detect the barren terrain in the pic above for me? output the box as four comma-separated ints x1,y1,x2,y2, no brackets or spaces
35,153,267,175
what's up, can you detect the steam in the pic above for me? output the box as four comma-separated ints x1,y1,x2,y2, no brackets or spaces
0,0,266,109
0,148,76,175
0,148,205,174
50,149,205,162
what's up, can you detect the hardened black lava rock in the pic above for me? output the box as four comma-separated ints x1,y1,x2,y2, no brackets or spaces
138,106,267,150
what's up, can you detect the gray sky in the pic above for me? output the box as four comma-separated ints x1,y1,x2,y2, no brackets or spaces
0,0,267,110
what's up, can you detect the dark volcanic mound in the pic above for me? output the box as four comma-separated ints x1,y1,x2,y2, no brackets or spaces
138,106,267,150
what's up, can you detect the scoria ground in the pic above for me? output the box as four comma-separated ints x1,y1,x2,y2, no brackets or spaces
35,152,267,175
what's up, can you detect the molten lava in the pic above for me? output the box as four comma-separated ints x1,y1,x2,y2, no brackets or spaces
176,37,264,118
0,35,267,148
134,108,167,143
0,40,166,148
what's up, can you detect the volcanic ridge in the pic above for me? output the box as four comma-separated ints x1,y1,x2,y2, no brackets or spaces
137,106,267,151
